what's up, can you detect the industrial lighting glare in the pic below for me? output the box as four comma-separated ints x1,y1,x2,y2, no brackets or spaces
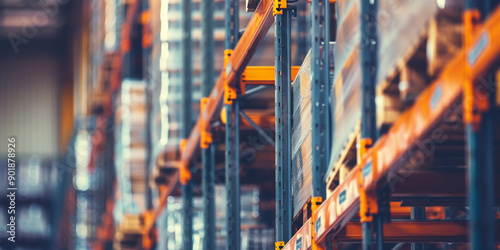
437,0,446,9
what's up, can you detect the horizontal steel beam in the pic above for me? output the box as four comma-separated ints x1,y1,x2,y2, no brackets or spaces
336,221,500,243
241,66,300,85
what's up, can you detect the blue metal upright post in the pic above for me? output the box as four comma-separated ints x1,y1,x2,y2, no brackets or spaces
311,0,330,200
201,0,216,248
466,103,495,250
274,1,293,246
296,3,308,65
181,0,193,249
463,1,496,249
225,101,241,250
182,183,193,250
225,0,239,50
225,0,240,249
359,0,379,248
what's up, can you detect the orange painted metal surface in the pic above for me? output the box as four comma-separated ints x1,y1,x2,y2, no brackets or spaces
200,97,213,149
336,221,479,242
282,219,312,250
241,66,301,85
227,0,274,87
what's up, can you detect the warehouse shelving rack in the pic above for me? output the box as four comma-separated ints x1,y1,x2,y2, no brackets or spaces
114,0,500,249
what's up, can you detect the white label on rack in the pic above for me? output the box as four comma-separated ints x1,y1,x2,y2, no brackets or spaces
316,214,324,237
329,200,337,227
295,235,302,250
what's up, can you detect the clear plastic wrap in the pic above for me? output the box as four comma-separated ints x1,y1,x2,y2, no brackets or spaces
328,0,439,176
291,50,313,217
291,43,334,217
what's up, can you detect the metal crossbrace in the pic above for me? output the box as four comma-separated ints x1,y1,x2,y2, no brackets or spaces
239,110,275,147
359,0,379,248
180,0,193,249
201,0,216,249
225,0,240,249
274,4,293,243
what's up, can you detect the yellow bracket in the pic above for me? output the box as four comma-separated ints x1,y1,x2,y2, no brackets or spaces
463,9,486,128
357,138,373,163
273,0,287,16
311,197,324,250
358,170,378,223
180,166,192,185
224,49,237,104
179,139,191,185
200,98,213,149
275,241,285,250
142,211,154,249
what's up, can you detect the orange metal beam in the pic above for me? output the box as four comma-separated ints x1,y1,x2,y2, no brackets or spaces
226,0,274,88
335,221,500,243
241,66,301,85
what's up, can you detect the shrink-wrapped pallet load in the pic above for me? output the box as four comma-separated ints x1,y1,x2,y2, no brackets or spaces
291,43,335,217
328,0,448,178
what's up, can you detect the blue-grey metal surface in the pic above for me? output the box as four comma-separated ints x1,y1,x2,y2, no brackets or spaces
360,0,378,248
225,101,241,250
275,9,293,243
311,0,329,199
201,0,216,248
225,0,240,248
181,0,193,249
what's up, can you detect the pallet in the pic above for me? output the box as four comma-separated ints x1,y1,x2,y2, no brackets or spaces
326,122,360,196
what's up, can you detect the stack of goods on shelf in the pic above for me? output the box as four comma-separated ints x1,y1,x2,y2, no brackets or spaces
328,0,463,192
291,51,313,218
291,43,334,218
160,185,273,249
114,80,148,218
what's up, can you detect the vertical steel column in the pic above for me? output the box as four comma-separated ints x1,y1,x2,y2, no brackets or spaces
225,0,239,49
275,4,293,244
296,3,308,65
181,183,193,250
464,1,495,249
466,111,495,250
181,0,193,249
142,0,153,212
202,144,216,249
225,101,241,250
311,0,330,200
360,0,378,248
225,0,240,249
201,0,216,249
